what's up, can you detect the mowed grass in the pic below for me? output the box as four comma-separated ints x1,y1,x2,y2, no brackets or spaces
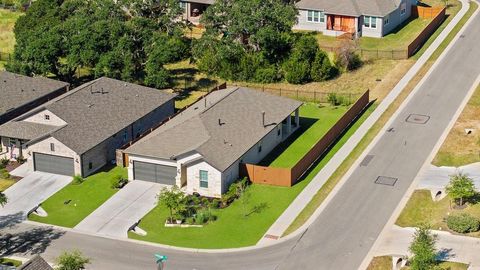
360,17,431,51
29,166,127,228
367,256,468,270
396,190,480,237
129,103,374,248
433,85,480,167
0,178,16,191
263,104,348,168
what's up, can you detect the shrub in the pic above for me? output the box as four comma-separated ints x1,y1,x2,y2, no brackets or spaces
0,157,9,168
283,58,310,84
194,209,217,224
0,169,10,179
310,50,336,82
16,156,26,164
334,41,363,71
71,175,84,185
446,213,480,233
254,66,280,83
110,175,128,189
327,93,340,106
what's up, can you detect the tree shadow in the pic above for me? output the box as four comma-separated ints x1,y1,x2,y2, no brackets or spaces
466,192,480,205
246,202,269,217
0,226,64,256
436,248,455,261
0,212,24,231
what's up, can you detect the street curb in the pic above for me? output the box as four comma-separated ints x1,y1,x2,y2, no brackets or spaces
358,3,480,265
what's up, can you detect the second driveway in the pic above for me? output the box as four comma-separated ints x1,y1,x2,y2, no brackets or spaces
0,172,71,221
74,181,162,238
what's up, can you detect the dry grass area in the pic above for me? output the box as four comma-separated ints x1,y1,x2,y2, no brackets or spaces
433,86,480,167
0,9,21,53
367,256,469,270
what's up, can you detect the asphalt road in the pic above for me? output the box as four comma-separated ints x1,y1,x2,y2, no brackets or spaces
1,12,480,270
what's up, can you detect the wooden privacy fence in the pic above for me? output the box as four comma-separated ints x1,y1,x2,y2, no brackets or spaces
241,89,370,187
414,6,446,18
408,7,446,57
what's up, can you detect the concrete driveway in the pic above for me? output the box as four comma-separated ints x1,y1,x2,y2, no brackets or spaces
74,181,162,238
0,172,71,220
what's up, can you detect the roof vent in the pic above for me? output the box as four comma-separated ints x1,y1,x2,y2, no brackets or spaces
32,88,35,91
87,104,94,108
218,118,225,126
262,111,266,127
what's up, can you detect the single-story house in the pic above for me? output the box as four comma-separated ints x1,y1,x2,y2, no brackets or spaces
293,0,415,37
124,87,303,198
180,0,213,25
18,255,53,270
0,77,176,177
0,71,69,125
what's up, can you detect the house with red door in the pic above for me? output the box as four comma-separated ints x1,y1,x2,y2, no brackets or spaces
293,0,415,38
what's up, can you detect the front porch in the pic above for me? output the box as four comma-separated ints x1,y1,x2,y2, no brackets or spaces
325,14,359,38
183,2,210,25
0,137,27,161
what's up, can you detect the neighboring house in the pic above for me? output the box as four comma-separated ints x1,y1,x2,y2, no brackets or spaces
17,255,53,270
124,87,302,198
294,0,415,37
0,77,176,177
0,71,69,125
180,0,213,25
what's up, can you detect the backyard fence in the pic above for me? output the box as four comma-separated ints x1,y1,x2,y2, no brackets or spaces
320,45,409,60
241,89,370,187
231,83,360,104
408,7,446,57
414,6,446,18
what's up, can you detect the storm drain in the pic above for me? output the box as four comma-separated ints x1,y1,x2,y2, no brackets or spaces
360,155,374,167
375,176,398,186
406,114,430,124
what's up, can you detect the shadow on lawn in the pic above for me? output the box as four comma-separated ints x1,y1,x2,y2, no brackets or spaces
259,117,319,166
292,100,375,186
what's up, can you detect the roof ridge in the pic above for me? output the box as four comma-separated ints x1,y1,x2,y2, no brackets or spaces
199,87,240,115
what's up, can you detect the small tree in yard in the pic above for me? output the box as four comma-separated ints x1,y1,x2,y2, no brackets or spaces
0,191,7,207
157,186,185,223
446,172,476,207
235,177,251,218
408,225,438,270
55,250,90,270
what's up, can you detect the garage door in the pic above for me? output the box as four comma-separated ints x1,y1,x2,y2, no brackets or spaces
133,161,176,185
33,153,75,176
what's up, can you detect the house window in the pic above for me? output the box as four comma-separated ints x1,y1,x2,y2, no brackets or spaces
277,128,281,136
258,145,262,153
45,114,50,120
50,143,55,152
199,170,208,188
307,10,325,23
400,2,407,15
89,162,93,170
384,15,390,26
123,130,128,142
364,16,377,29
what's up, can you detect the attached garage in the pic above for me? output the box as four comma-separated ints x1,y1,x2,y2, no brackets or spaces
33,152,75,176
133,161,176,185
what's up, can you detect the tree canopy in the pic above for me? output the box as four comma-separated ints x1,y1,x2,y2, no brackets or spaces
8,0,190,88
408,225,438,270
446,172,476,206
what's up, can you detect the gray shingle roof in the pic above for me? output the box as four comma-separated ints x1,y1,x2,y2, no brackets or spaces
0,71,69,116
296,0,401,17
17,255,53,270
126,87,302,172
0,121,60,140
0,77,176,154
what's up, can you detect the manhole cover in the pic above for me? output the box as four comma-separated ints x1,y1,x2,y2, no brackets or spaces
406,114,430,124
375,176,398,186
360,155,374,167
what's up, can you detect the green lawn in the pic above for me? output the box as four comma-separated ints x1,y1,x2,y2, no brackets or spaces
0,258,22,267
28,166,127,228
396,190,480,237
360,17,431,51
129,103,374,248
262,104,348,168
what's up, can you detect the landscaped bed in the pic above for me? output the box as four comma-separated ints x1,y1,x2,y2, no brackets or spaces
28,166,127,228
396,190,480,237
367,256,468,270
129,103,375,248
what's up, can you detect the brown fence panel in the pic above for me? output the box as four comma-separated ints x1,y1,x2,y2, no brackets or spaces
408,7,446,57
290,90,370,183
414,6,445,18
240,163,292,187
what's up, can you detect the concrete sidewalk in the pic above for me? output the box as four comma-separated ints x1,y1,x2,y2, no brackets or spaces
258,0,472,245
417,162,480,189
374,226,480,267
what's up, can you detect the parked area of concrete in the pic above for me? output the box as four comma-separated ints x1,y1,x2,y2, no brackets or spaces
74,181,162,238
0,172,71,220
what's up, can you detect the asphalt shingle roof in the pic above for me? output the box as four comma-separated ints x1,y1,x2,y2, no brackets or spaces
18,255,53,270
126,87,302,172
296,0,402,17
0,71,69,116
0,77,176,154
